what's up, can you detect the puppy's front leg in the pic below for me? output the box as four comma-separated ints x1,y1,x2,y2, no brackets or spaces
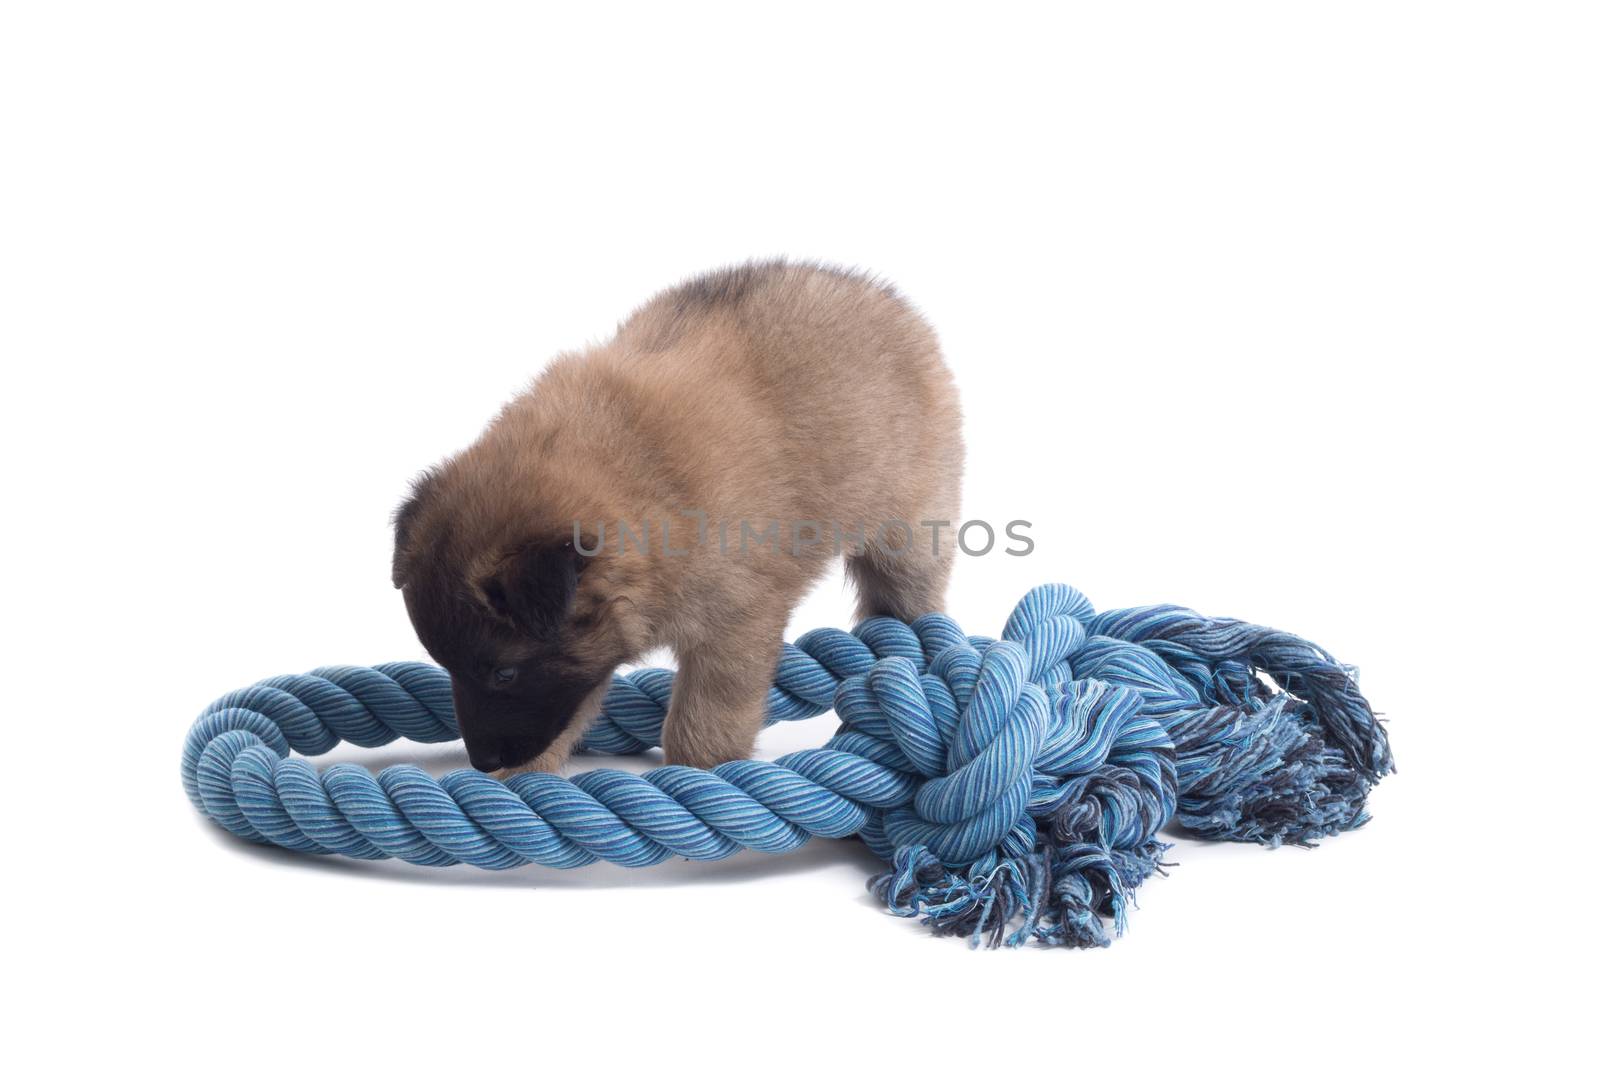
662,624,782,768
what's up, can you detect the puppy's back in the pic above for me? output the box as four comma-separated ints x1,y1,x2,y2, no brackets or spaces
615,261,961,527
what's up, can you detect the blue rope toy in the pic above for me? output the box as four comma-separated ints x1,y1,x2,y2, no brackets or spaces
183,583,1392,948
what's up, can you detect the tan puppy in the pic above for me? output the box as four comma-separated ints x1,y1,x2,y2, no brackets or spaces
392,261,963,774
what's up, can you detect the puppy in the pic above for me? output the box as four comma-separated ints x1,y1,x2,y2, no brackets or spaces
392,260,963,775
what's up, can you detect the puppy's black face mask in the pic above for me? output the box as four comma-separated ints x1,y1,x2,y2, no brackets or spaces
398,540,606,774
446,663,599,774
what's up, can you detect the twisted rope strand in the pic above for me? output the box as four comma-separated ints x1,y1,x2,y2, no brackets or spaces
182,583,1390,946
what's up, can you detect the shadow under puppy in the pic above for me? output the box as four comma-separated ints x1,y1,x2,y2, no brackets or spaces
392,261,963,775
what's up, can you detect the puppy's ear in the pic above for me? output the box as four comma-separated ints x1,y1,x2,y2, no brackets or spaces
476,542,580,633
391,469,439,589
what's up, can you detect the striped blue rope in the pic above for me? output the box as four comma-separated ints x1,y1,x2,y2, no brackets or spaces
182,583,1390,947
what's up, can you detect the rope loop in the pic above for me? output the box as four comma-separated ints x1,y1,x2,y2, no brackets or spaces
182,582,1390,947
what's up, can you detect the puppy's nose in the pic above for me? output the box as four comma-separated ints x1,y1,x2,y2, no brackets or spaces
468,750,503,773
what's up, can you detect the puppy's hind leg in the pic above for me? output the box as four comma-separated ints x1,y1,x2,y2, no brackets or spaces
662,618,784,768
850,467,961,621
846,538,954,623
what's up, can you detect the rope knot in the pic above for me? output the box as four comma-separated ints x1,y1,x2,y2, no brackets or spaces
835,641,1050,865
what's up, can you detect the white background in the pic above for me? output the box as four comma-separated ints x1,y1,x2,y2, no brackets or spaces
3,2,1594,1063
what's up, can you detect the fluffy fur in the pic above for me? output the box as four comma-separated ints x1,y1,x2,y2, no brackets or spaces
393,260,963,774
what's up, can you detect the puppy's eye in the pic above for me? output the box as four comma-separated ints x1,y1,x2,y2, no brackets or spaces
492,666,518,687
566,540,591,573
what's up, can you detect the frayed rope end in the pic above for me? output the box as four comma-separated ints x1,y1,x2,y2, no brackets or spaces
869,842,1169,949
